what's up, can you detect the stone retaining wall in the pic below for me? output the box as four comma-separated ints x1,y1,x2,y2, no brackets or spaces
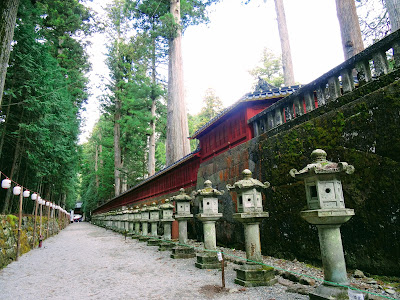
195,78,400,276
0,215,62,269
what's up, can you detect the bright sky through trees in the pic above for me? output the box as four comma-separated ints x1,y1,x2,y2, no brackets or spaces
81,0,345,142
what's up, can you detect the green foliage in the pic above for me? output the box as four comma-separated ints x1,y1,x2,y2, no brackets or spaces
0,0,92,214
249,48,284,88
80,0,221,215
188,88,223,151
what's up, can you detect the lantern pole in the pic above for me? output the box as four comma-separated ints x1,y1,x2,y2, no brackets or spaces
46,203,50,238
39,199,43,245
32,194,39,248
16,186,23,261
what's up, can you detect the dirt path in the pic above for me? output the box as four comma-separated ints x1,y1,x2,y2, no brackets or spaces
0,222,307,299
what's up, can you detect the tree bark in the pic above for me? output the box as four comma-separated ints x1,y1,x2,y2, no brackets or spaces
335,0,364,60
95,143,99,191
1,129,21,214
385,0,400,32
148,29,157,176
0,0,19,106
166,0,191,166
114,98,122,196
0,94,12,159
114,28,122,196
274,0,295,86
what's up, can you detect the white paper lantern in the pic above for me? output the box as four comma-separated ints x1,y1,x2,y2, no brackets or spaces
2,179,11,189
31,193,38,200
13,186,21,195
45,201,50,207
23,190,30,198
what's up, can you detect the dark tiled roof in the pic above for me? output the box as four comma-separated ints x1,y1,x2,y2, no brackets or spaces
190,84,302,139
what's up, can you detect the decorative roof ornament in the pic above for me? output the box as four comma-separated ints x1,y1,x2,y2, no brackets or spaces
193,180,224,197
226,169,270,191
289,149,355,179
171,188,193,202
254,77,277,93
148,201,160,211
159,199,174,210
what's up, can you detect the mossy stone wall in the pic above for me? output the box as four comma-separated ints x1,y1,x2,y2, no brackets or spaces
0,215,60,269
196,79,400,276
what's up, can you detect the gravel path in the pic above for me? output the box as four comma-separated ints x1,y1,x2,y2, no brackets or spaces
0,222,307,300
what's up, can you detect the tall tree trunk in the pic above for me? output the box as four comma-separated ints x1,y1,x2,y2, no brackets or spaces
1,107,24,214
0,0,19,106
114,28,122,196
148,18,157,176
148,99,156,175
1,129,22,214
148,33,157,176
0,94,12,159
274,0,295,86
114,98,122,196
166,0,191,166
385,0,400,32
95,143,99,191
335,0,364,60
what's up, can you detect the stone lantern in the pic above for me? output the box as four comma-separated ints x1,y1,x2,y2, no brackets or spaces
130,206,141,238
194,180,224,269
117,209,124,232
127,207,135,233
170,188,196,259
290,149,355,300
147,202,161,246
121,207,129,233
227,169,276,287
158,199,176,251
111,210,117,231
139,204,150,242
107,211,113,229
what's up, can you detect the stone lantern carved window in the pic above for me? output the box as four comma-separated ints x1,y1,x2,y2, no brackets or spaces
194,180,224,215
172,188,193,216
227,170,269,214
290,149,354,210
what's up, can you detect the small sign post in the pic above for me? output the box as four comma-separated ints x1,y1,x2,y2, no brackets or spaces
348,289,364,300
217,252,225,288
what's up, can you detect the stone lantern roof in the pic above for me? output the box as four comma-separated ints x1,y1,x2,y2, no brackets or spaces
289,149,355,179
172,188,192,202
148,202,160,211
193,180,224,197
226,169,270,191
140,204,148,212
132,205,140,213
159,199,174,210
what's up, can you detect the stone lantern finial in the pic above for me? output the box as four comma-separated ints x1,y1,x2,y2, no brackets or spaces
226,169,270,191
311,149,327,162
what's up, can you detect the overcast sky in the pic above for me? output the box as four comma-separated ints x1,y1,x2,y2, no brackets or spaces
80,0,347,142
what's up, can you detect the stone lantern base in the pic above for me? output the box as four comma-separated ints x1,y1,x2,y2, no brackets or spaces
147,237,162,246
171,245,196,259
159,241,176,251
195,251,224,269
127,232,139,239
309,284,350,300
138,235,151,242
234,264,277,287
